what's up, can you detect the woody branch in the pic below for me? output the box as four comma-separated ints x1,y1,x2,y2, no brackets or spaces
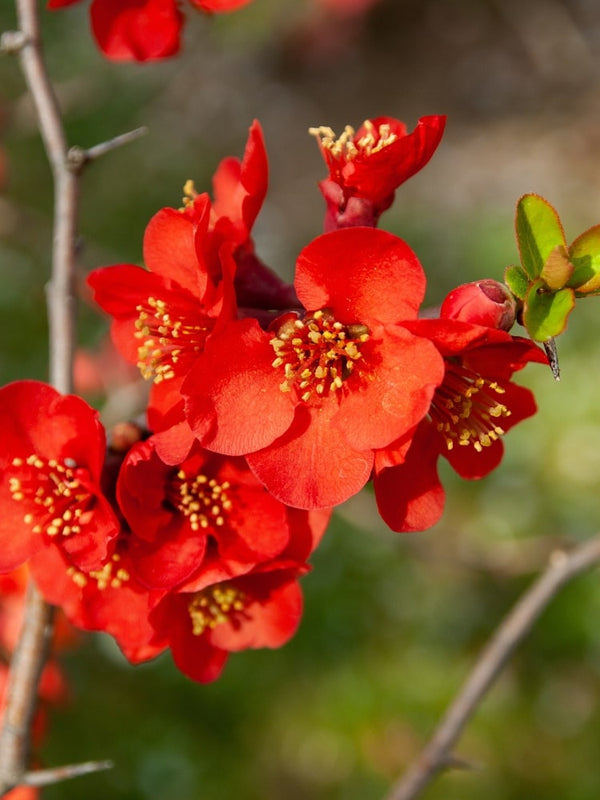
384,533,600,800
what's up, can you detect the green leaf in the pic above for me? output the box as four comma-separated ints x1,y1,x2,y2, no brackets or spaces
523,280,575,342
568,224,600,294
515,194,566,280
504,264,530,300
540,244,573,290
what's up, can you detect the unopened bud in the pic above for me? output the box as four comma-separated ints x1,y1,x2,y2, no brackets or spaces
440,280,517,331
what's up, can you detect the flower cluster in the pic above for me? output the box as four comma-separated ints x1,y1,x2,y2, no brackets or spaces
0,115,546,682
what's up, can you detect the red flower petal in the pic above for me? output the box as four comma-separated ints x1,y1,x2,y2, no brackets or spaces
295,228,426,326
247,402,373,509
90,0,183,62
183,319,295,455
143,207,209,298
374,422,445,532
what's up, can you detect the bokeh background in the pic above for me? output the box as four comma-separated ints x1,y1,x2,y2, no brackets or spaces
3,1,600,798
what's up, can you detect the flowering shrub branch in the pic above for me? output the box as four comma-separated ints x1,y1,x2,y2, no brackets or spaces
2,0,600,798
0,0,147,792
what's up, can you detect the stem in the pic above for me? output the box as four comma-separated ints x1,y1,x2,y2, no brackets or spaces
384,535,600,800
0,0,78,792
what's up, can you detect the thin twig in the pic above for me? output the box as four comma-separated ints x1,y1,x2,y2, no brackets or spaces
384,534,600,800
1,5,145,794
0,1,76,793
23,759,114,788
67,126,148,170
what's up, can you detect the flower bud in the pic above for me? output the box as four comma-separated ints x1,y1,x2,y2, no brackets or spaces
440,280,517,331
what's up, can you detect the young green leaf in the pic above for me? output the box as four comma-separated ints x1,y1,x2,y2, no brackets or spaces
515,194,566,280
568,224,600,295
523,279,575,341
504,264,530,300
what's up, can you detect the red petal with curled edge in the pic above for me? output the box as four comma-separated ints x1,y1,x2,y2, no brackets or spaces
295,227,426,326
0,381,106,481
90,0,183,62
212,120,268,239
343,115,446,207
373,421,445,533
143,207,209,298
247,401,373,510
183,318,295,456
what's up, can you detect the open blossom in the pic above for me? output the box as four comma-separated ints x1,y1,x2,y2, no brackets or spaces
149,565,307,683
48,0,253,62
117,437,300,590
30,543,168,664
182,226,445,509
0,381,120,575
310,115,446,230
373,319,547,532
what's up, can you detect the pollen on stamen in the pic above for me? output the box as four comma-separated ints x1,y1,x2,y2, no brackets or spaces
134,296,211,383
171,469,233,533
188,584,246,636
270,308,370,403
431,365,512,453
9,454,94,541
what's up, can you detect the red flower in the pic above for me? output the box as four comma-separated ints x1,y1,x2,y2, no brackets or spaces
0,381,120,574
48,0,253,62
310,115,446,230
183,227,444,509
88,192,233,428
373,319,547,532
149,566,306,683
88,122,288,445
30,542,168,664
116,437,299,590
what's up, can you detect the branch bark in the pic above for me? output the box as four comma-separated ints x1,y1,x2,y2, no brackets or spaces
0,0,78,793
384,534,600,800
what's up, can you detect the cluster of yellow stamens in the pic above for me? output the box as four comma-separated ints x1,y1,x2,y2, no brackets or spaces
134,296,209,383
270,309,369,403
431,364,511,452
309,120,398,161
67,553,130,590
188,585,246,636
171,470,233,532
9,455,88,538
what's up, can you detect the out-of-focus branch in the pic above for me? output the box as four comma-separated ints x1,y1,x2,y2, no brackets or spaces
384,534,600,800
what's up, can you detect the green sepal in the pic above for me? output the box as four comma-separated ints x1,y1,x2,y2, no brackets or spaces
522,280,575,342
515,194,567,280
504,264,529,300
568,224,600,294
540,244,573,290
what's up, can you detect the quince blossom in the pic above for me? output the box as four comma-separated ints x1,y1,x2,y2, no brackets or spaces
48,0,253,62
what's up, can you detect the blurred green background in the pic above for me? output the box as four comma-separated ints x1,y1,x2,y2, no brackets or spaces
3,1,600,798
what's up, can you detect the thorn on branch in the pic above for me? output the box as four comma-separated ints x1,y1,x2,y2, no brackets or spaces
0,30,28,54
67,127,148,172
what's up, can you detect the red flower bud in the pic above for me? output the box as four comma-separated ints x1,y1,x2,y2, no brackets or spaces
440,280,517,331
